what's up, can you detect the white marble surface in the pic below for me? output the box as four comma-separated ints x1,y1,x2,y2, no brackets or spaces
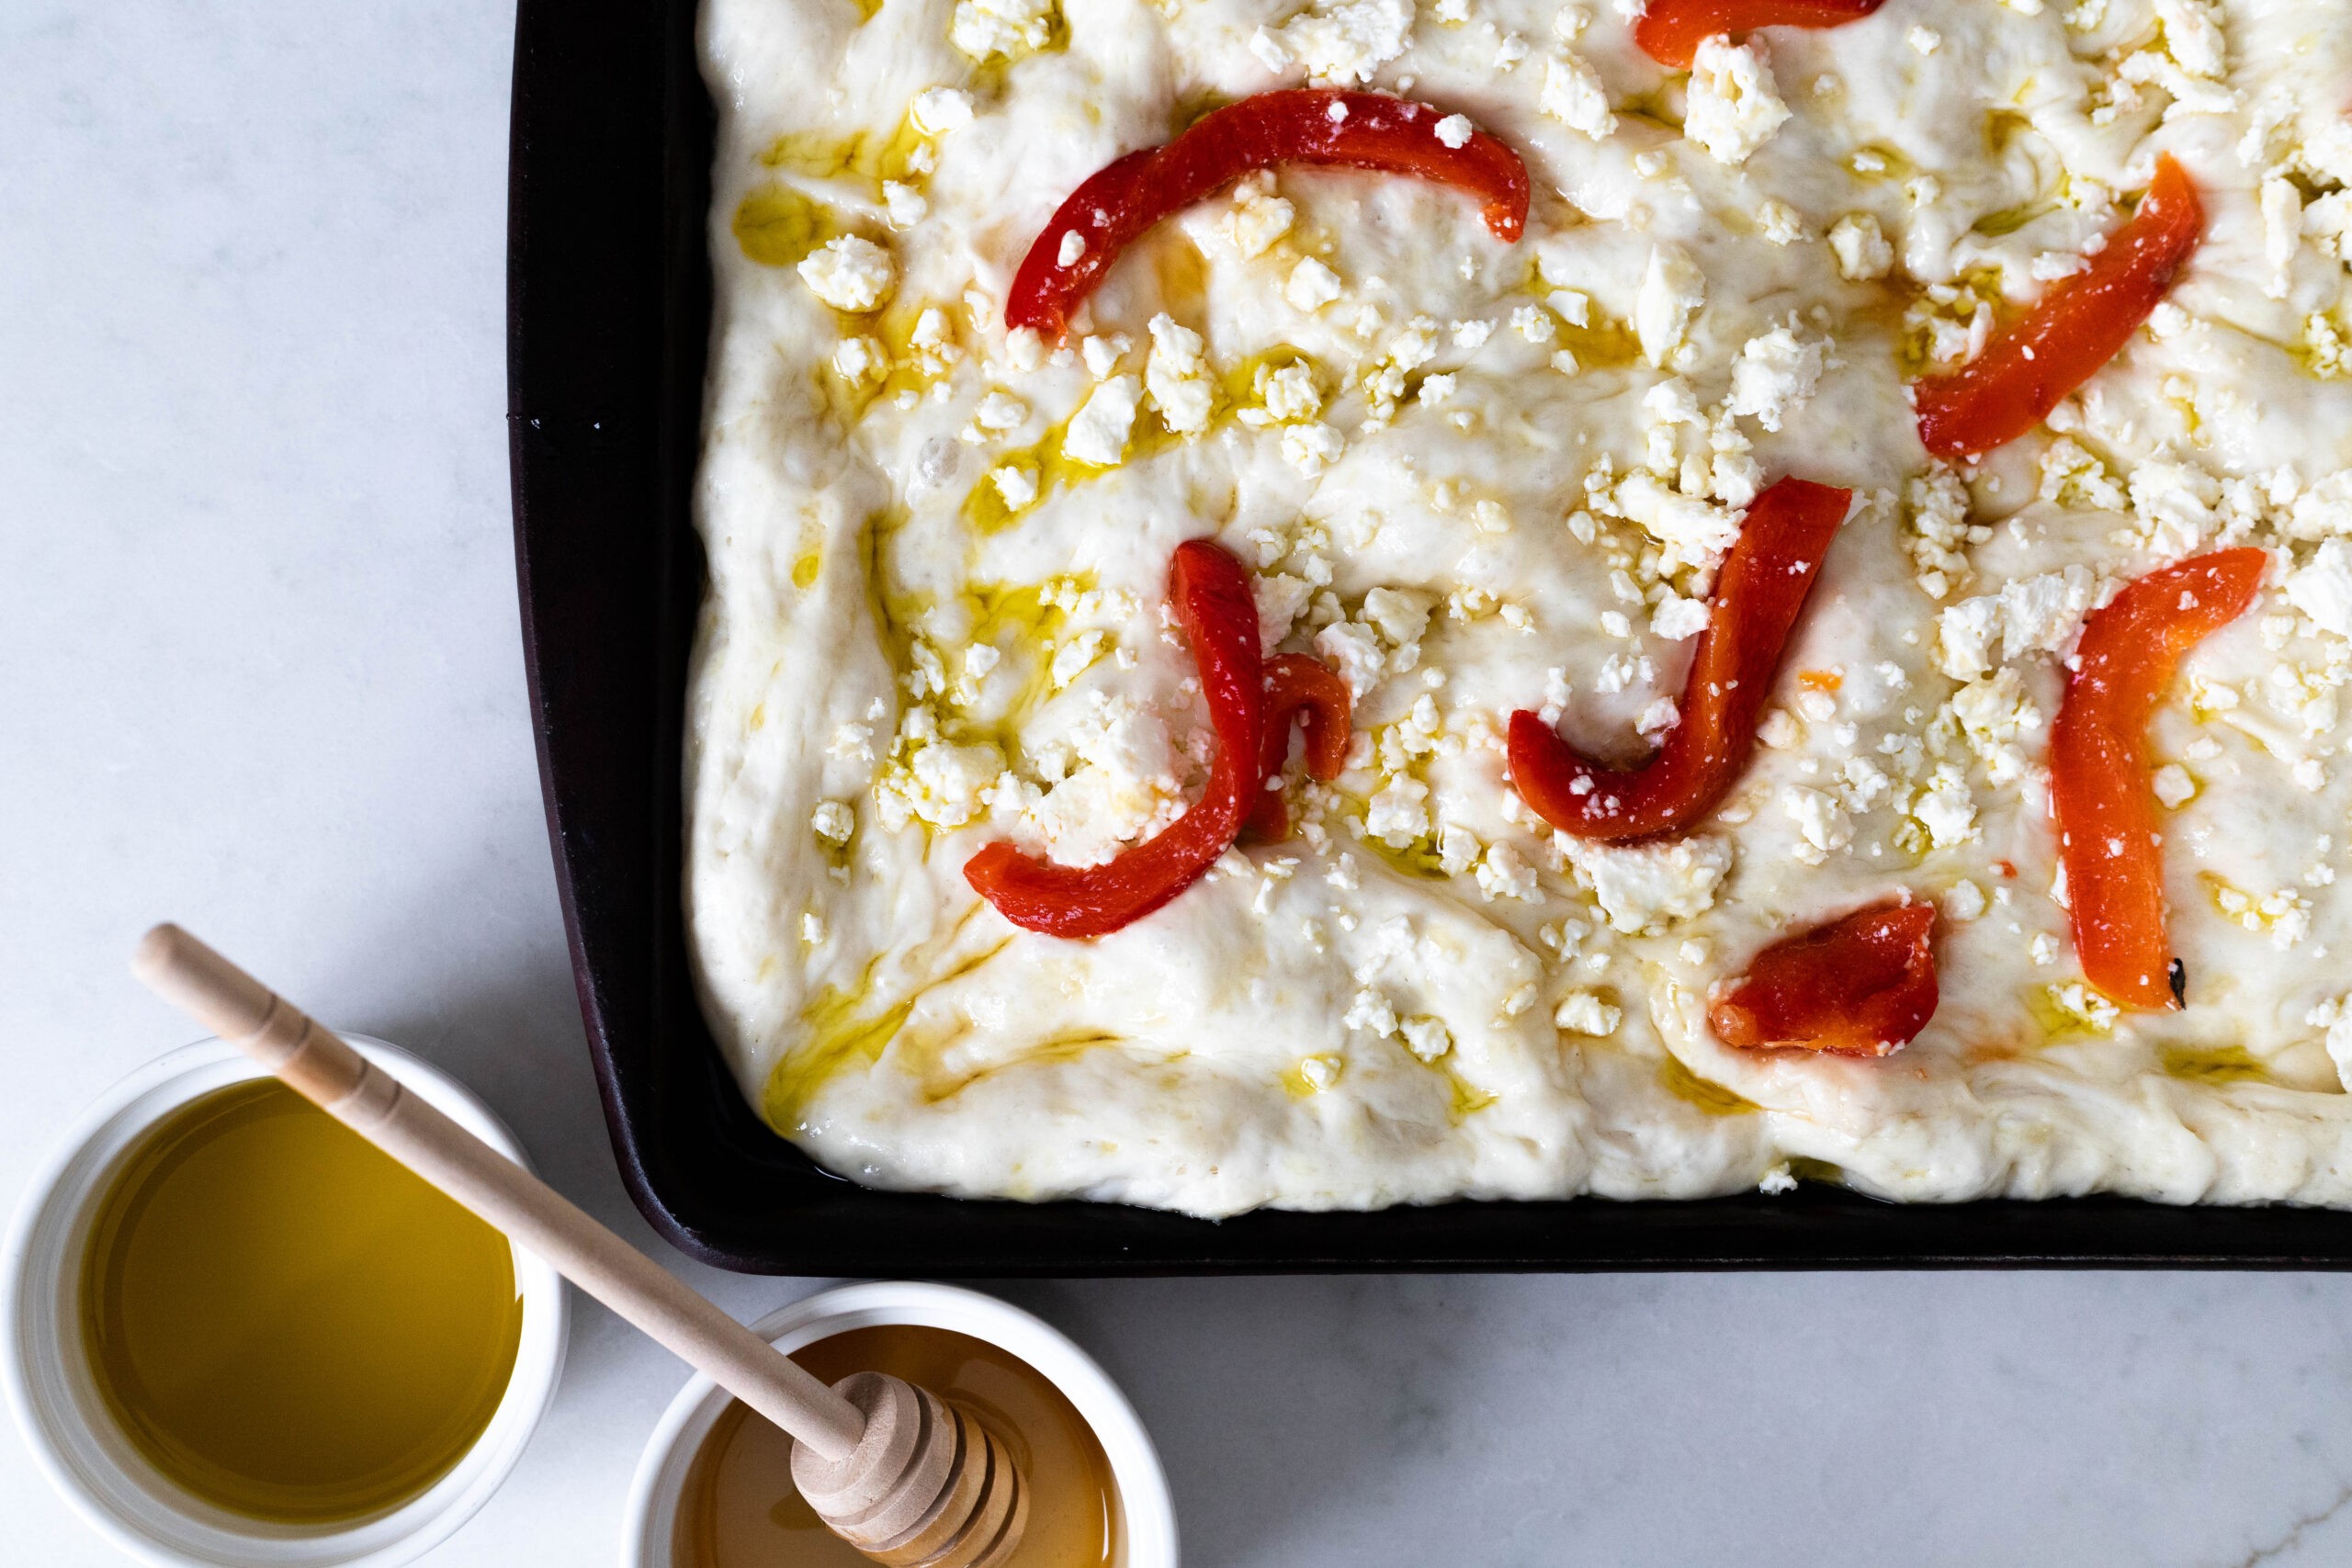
9,4,2352,1565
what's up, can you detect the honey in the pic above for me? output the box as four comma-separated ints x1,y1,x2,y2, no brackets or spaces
78,1079,523,1523
674,1325,1120,1568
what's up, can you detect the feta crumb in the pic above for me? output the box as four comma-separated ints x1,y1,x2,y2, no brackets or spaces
1634,244,1706,367
797,235,896,312
1936,568,2095,680
1398,1017,1452,1061
2286,540,2352,637
801,911,826,944
1435,114,1474,149
948,0,1057,63
1758,199,1804,245
1281,422,1346,476
1911,763,1977,849
1945,879,1986,921
811,800,854,844
1828,213,1894,282
1540,51,1616,139
1726,324,1828,433
1651,592,1709,641
1285,257,1344,312
1261,0,1414,86
1555,990,1622,1035
1365,773,1431,845
1783,786,1853,863
1057,230,1087,268
882,182,929,228
1684,36,1790,165
1758,1164,1797,1195
1565,835,1735,933
1226,175,1296,257
1298,1053,1341,1089
910,86,975,134
1144,313,1215,436
2151,763,2196,807
1062,376,1140,467
989,464,1038,509
2049,982,2119,1032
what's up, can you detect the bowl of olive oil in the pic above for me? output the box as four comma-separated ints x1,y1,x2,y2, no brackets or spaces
6,1035,568,1566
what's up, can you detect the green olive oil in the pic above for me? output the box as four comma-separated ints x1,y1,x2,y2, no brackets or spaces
78,1079,523,1523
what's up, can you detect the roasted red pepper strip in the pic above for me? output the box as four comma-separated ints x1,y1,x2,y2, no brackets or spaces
1249,653,1353,841
1710,902,1939,1056
1916,155,2204,457
1008,89,1531,339
966,540,1263,936
1509,477,1852,841
1634,0,1887,69
2052,547,2264,1010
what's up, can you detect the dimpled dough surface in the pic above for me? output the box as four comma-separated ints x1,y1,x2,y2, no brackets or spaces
687,0,2352,1217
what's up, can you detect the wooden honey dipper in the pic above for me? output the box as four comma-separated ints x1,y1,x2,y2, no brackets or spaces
131,924,1027,1568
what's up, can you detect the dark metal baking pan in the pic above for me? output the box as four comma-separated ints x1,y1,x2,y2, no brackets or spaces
504,0,2352,1273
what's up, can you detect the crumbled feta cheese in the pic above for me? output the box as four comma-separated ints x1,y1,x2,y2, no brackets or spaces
1950,668,2044,786
1684,36,1790,165
2049,982,2119,1032
1144,313,1215,435
1565,835,1735,933
1297,1053,1342,1089
948,0,1057,63
971,389,1028,432
1555,990,1622,1035
2286,540,2352,637
1651,592,1709,641
2152,763,2197,807
1634,244,1706,367
1285,257,1343,312
883,182,929,228
1540,51,1615,139
1828,213,1894,282
1726,324,1828,433
989,464,1038,509
1945,879,1986,921
1398,1017,1452,1061
797,235,896,311
1783,786,1854,863
1936,568,2095,679
1315,620,1386,697
1475,842,1541,902
1911,763,1977,849
811,800,854,844
1260,0,1413,85
910,86,975,134
1057,230,1087,268
832,335,885,383
1226,175,1295,257
1758,199,1804,245
1281,421,1346,475
1062,376,1139,467
1258,361,1323,423
1435,113,1473,149
1345,987,1398,1037
1613,471,1742,574
1365,773,1431,845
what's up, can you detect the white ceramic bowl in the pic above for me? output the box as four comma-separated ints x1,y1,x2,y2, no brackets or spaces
623,1280,1177,1568
5,1034,570,1568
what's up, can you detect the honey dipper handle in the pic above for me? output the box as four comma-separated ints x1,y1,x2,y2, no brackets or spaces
130,922,869,1461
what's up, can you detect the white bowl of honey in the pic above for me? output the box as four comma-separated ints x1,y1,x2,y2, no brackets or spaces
5,1034,569,1566
624,1280,1177,1568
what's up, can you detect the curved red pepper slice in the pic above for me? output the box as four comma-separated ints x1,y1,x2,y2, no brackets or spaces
1509,477,1852,841
1007,89,1531,340
2052,547,2263,1010
1916,155,2204,458
1709,902,1939,1056
1249,653,1353,841
1634,0,1887,69
965,540,1264,937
